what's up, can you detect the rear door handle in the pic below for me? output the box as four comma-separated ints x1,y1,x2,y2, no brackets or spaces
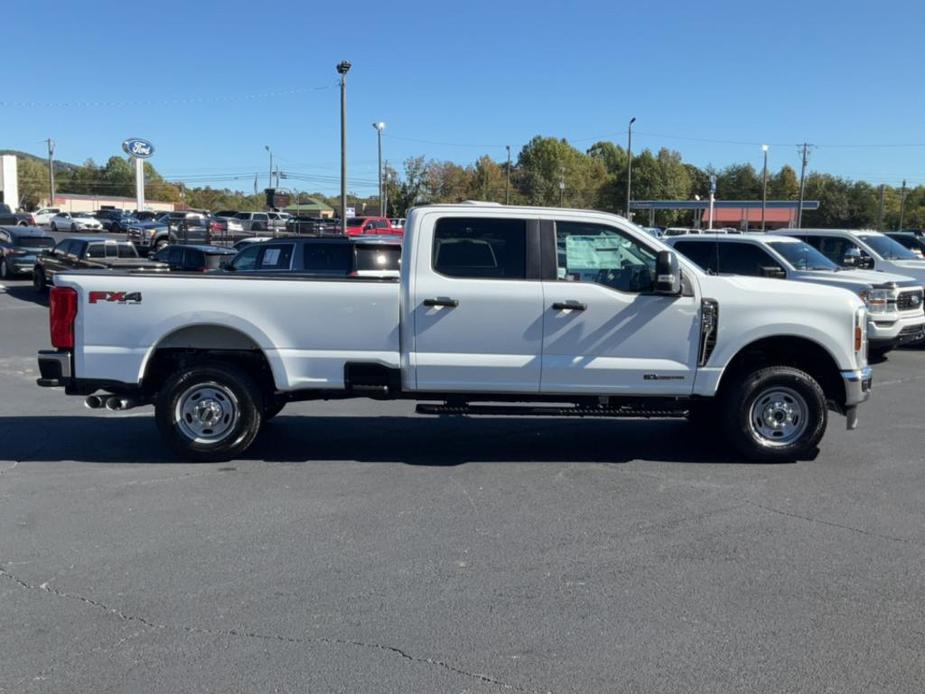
423,297,459,308
552,301,587,311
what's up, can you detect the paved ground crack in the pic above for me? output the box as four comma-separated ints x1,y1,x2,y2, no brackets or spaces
0,566,541,692
747,501,914,544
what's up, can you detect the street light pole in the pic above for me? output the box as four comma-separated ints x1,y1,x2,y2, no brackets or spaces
265,145,273,194
899,179,908,231
505,145,511,204
626,117,636,220
46,138,55,206
337,60,352,229
761,144,769,232
373,122,385,215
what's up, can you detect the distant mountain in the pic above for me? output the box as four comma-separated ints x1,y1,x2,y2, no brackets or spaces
0,149,78,173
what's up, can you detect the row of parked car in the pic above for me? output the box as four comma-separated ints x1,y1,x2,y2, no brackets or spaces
0,224,402,286
663,228,925,357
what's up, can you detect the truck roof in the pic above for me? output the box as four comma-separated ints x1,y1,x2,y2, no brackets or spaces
670,233,802,244
777,228,883,237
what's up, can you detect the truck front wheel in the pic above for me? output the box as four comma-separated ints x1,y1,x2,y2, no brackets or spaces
722,366,827,462
155,363,263,462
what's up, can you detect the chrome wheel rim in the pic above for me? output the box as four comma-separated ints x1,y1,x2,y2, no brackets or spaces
748,386,809,447
175,381,239,445
0,260,7,278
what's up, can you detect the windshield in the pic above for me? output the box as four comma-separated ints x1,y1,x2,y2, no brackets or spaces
768,241,838,271
346,218,367,226
858,234,920,261
15,236,55,248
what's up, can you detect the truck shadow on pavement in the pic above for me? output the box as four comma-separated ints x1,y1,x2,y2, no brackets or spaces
0,415,795,466
1,281,48,307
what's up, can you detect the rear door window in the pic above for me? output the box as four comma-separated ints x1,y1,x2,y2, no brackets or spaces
301,244,352,274
356,245,401,272
673,241,719,273
86,244,106,259
433,217,526,279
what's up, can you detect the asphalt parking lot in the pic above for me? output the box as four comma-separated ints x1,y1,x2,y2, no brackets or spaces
2,276,924,694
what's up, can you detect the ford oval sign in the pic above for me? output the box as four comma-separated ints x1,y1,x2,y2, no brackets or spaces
122,138,154,159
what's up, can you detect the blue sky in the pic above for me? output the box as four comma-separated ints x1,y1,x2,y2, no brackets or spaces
4,0,924,195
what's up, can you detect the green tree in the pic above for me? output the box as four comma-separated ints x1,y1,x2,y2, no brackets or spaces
17,157,49,209
716,163,761,199
769,165,800,199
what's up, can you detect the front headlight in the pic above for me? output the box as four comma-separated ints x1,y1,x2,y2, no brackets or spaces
867,288,890,314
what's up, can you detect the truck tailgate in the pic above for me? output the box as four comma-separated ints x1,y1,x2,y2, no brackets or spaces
54,273,400,390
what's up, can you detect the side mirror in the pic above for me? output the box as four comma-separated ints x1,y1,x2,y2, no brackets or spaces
860,256,875,270
225,264,236,272
654,250,682,295
843,248,861,267
760,265,787,279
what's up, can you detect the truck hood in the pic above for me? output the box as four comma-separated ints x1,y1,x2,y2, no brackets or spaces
100,259,168,269
699,273,866,308
795,269,920,291
884,260,925,281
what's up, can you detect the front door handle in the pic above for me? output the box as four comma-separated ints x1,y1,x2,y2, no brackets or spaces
423,297,459,308
552,300,587,311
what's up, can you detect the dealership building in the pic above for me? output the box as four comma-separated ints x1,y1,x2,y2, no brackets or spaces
0,153,174,213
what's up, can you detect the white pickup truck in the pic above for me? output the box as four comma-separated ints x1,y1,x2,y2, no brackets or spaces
37,203,872,462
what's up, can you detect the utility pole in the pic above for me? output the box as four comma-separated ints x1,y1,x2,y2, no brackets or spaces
626,117,636,220
337,60,352,228
898,179,908,230
877,184,886,230
761,144,769,232
797,142,811,228
559,166,565,206
46,138,55,206
505,145,511,204
373,122,385,215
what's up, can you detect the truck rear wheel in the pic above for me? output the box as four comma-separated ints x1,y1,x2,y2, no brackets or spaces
721,366,827,462
155,363,263,462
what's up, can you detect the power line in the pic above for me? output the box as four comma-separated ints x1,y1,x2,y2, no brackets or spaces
0,84,336,110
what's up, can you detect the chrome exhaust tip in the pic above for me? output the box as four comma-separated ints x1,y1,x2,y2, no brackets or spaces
84,395,105,409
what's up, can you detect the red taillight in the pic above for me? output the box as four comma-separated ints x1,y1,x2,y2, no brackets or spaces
50,286,78,349
209,222,222,232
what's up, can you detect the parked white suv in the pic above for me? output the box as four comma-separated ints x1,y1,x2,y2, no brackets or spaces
668,233,925,355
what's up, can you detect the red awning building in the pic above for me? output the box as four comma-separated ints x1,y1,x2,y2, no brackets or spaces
701,207,796,230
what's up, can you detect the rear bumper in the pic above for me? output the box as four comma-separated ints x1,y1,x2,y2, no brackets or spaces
37,349,72,387
6,256,36,274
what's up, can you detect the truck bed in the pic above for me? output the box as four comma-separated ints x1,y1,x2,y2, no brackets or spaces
54,272,401,390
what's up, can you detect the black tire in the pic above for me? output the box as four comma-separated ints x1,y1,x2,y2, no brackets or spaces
263,398,286,421
153,237,168,252
33,267,46,292
0,258,8,280
155,362,264,462
71,223,77,232
721,366,826,462
50,222,57,231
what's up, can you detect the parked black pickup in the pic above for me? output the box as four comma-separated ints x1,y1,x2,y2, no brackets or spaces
32,236,168,291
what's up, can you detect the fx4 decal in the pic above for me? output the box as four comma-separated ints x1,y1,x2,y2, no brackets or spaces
88,291,142,304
